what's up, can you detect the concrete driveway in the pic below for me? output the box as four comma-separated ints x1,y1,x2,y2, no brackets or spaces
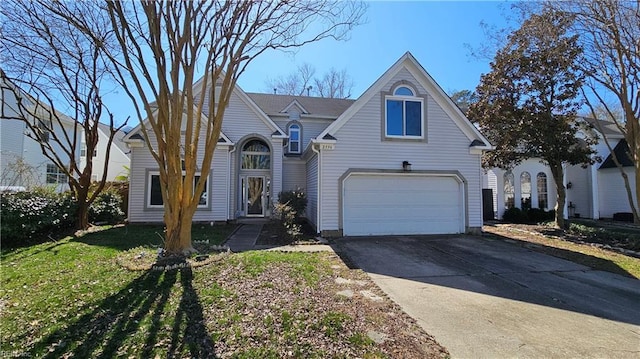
334,235,640,358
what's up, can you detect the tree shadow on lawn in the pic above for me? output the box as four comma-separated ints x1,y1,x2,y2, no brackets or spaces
31,267,216,358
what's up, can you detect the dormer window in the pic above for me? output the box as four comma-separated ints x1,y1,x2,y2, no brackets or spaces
385,85,424,139
288,123,301,153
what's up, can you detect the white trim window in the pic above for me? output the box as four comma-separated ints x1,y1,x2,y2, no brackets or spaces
520,172,531,210
504,171,515,209
148,172,208,208
385,86,424,138
46,164,67,184
537,172,548,210
288,123,301,153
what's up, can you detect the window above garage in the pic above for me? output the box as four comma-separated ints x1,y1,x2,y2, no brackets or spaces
383,84,425,140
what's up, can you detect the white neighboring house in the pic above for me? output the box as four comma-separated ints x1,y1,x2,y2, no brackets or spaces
79,123,130,182
123,52,493,236
0,78,79,192
485,118,636,220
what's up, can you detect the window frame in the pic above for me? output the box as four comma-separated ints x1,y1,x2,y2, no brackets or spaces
504,171,515,210
537,172,548,210
46,164,67,184
287,122,302,154
146,171,210,209
241,139,271,170
520,172,532,210
381,83,426,141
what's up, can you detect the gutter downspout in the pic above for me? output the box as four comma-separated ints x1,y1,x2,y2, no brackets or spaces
311,142,321,235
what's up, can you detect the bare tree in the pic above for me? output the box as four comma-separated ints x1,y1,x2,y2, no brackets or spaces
314,68,353,99
58,1,365,255
544,0,640,223
0,0,125,229
267,63,354,98
267,63,316,96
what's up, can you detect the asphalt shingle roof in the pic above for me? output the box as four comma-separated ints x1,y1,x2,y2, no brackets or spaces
600,139,633,169
246,93,354,119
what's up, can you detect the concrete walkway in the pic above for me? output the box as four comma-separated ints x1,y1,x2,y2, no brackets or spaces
224,224,262,252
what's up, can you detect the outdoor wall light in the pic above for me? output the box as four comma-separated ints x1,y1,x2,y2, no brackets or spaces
567,182,573,189
402,161,412,171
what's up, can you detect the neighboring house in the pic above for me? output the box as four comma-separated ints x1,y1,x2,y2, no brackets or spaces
485,118,636,220
79,123,130,182
124,52,493,236
0,77,79,192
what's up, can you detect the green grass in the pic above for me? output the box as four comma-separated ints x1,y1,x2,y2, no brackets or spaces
1,224,237,358
0,223,394,358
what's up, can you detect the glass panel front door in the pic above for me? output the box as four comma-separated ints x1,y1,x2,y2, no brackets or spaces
246,176,264,216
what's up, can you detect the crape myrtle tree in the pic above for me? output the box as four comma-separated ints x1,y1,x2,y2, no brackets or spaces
468,9,595,229
0,0,125,230
544,0,640,223
58,1,365,255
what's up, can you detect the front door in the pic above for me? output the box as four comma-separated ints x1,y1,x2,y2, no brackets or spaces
245,176,264,216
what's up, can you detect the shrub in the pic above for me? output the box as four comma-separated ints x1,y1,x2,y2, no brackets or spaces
89,190,125,224
272,189,307,242
1,189,76,244
527,208,556,223
272,202,302,241
277,189,307,220
502,207,528,223
502,207,556,224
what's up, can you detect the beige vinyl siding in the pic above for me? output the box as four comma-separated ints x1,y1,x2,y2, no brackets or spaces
127,129,229,223
319,68,484,231
306,153,318,228
214,90,282,219
282,159,306,191
276,118,333,152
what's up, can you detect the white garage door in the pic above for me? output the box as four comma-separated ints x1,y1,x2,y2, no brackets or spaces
343,174,463,236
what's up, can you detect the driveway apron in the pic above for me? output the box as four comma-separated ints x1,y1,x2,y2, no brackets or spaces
334,235,640,358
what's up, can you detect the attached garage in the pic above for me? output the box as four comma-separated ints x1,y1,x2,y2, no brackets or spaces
342,173,465,236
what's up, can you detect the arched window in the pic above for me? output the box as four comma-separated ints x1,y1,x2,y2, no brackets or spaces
394,86,414,96
385,84,423,138
537,173,548,209
241,139,270,169
504,171,515,209
288,123,301,153
521,172,531,210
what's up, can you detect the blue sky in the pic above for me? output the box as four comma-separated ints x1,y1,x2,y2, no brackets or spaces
107,1,514,126
237,1,512,97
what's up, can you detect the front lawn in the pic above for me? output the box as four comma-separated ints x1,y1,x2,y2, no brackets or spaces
1,224,447,358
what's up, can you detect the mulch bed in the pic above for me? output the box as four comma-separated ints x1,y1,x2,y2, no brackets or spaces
256,220,320,246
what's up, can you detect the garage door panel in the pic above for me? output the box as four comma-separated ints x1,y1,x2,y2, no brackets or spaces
343,174,463,236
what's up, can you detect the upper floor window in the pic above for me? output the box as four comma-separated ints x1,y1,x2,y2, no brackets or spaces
46,164,67,184
241,139,270,169
385,85,424,138
288,123,301,153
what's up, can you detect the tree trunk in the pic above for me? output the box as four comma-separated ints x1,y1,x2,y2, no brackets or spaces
549,162,568,229
163,215,196,256
75,187,90,230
